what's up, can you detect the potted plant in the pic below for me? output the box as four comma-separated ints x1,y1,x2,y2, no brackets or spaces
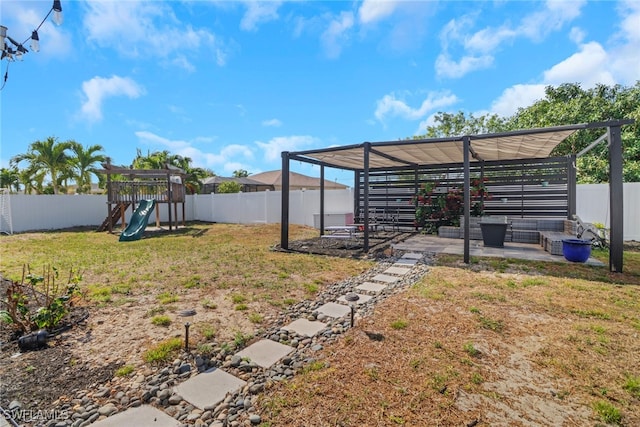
413,178,490,234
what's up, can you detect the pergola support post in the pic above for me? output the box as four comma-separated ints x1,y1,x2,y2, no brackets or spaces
608,125,623,272
280,152,290,250
414,167,419,231
320,165,325,236
567,154,577,219
363,143,371,252
463,136,470,264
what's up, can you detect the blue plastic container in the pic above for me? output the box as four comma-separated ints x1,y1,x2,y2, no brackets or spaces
562,239,592,263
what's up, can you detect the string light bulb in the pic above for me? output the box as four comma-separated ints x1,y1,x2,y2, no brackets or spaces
31,31,40,52
52,0,63,26
1,1,63,90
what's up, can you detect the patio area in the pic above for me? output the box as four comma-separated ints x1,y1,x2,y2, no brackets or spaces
392,234,604,266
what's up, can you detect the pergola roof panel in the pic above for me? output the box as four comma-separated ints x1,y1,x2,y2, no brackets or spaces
290,125,590,170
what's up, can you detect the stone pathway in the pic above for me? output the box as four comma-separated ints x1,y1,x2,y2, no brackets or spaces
57,252,429,426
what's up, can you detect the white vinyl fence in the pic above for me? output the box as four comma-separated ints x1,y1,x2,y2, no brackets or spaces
1,185,638,240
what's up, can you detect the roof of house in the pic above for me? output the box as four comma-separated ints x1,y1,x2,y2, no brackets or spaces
201,176,268,186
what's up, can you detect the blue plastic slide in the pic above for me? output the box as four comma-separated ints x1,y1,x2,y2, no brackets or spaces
119,199,156,242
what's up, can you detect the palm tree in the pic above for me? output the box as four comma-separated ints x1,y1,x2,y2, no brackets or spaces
0,167,21,192
131,149,212,194
10,137,72,195
69,142,106,193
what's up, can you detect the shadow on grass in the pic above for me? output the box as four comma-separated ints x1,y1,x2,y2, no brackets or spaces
435,248,640,286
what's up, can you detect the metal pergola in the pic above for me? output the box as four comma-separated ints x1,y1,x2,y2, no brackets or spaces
280,120,633,273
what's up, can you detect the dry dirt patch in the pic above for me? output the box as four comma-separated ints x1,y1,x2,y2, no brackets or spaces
0,224,372,410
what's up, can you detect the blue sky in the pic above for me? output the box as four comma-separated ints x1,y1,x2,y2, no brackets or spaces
1,0,638,186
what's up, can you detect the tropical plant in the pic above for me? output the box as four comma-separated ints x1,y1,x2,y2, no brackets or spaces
233,169,249,177
217,181,242,193
0,167,21,192
131,149,213,194
69,142,106,193
10,137,72,194
1,265,82,333
414,178,489,233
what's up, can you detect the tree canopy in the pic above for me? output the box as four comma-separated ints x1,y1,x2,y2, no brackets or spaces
216,181,242,193
420,82,639,182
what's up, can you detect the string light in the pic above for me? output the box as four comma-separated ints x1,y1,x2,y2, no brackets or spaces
1,1,63,90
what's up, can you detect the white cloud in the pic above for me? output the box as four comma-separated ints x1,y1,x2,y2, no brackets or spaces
543,41,615,87
374,91,459,123
489,1,639,117
437,1,586,79
255,136,319,162
80,76,145,123
81,1,227,68
134,131,254,170
465,26,516,53
240,1,282,31
320,11,354,59
569,27,586,44
517,0,585,41
358,0,399,24
435,53,494,79
609,0,640,84
490,84,547,117
262,118,283,127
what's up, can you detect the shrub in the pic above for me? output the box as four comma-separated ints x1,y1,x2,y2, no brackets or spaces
1,266,81,333
413,178,489,233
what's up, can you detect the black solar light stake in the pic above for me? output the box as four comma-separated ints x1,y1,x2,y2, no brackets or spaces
344,293,360,327
178,309,196,351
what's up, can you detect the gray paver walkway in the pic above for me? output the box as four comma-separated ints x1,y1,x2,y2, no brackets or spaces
235,339,294,368
395,257,419,265
401,252,423,259
173,368,246,410
356,282,387,294
371,273,400,283
384,266,412,276
317,302,351,318
91,405,180,427
337,293,372,305
282,318,327,337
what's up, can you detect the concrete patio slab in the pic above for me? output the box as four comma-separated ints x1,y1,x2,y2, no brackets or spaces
317,302,351,318
371,274,400,283
282,318,327,337
337,293,372,305
356,282,387,294
235,339,294,368
393,235,605,266
91,405,179,427
384,266,412,276
174,368,246,410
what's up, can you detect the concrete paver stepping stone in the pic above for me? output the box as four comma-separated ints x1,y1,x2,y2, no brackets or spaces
356,282,387,294
91,405,180,427
317,302,351,318
401,252,423,259
372,274,400,283
283,318,327,337
395,257,418,265
235,339,294,368
384,266,412,276
174,368,246,410
337,293,372,305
